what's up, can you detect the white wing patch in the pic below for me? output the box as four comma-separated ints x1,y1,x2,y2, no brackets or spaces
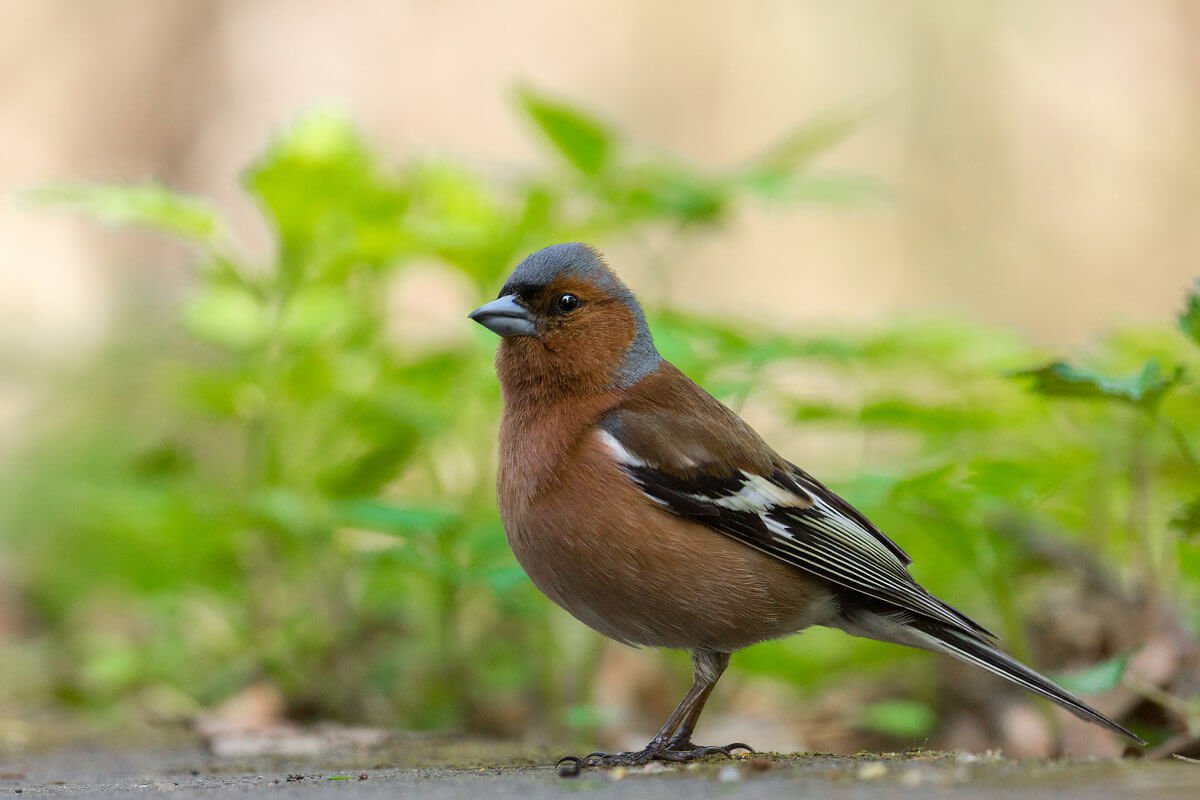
597,429,646,467
762,514,796,540
699,471,810,512
599,417,995,641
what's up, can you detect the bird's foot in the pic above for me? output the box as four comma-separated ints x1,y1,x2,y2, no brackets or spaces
666,739,753,759
556,741,753,775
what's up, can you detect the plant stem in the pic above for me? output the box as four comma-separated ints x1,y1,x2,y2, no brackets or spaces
1127,411,1157,584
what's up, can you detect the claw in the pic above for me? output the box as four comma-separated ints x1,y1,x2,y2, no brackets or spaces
667,739,755,756
557,740,755,773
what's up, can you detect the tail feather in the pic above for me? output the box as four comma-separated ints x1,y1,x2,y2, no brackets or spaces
836,605,1145,745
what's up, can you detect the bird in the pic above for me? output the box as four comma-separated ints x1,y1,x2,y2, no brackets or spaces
468,242,1144,768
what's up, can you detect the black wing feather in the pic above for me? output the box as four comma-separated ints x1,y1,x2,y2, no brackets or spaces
617,458,995,641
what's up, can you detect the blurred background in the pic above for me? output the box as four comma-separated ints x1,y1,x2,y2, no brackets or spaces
1,0,1198,761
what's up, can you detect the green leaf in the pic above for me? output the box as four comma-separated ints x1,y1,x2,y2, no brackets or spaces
245,109,409,278
1171,496,1200,537
334,499,457,536
484,565,530,594
858,398,998,432
756,111,867,172
1180,280,1200,347
858,699,937,738
1016,360,1186,409
562,703,619,730
1050,653,1131,695
742,172,889,206
624,165,729,223
249,488,330,538
738,111,884,207
279,286,358,345
26,182,227,245
516,87,614,175
183,286,270,349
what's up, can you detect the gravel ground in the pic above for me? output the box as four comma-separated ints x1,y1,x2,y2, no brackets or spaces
1,740,1198,799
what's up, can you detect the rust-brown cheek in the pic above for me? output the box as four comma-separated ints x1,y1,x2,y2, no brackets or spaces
495,298,637,403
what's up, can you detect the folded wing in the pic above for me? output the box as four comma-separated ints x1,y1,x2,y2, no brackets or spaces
597,388,993,641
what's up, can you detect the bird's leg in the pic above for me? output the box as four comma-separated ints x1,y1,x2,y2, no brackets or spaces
560,650,752,771
663,650,752,756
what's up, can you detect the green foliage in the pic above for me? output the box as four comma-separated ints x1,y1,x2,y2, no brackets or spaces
4,92,1198,741
1051,654,1131,696
1180,281,1200,347
1017,360,1186,410
27,182,227,245
858,699,938,738
1173,497,1200,537
517,87,614,175
2,95,859,727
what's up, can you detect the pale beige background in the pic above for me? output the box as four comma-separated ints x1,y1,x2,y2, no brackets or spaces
2,0,1197,357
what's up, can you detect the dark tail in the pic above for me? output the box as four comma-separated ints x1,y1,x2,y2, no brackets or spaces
836,605,1145,745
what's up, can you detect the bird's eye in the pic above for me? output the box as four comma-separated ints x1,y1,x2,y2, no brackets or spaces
555,293,581,314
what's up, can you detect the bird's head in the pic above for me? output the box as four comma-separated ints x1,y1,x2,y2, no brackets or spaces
469,243,661,396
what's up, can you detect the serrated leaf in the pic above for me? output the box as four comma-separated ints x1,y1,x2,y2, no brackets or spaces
26,182,227,245
858,699,937,738
1050,653,1130,695
516,87,614,175
1016,360,1185,409
1180,280,1200,347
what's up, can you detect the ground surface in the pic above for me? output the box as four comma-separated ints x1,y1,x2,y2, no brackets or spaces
1,738,1198,799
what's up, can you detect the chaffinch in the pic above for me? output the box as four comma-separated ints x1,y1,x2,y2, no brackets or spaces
469,243,1143,768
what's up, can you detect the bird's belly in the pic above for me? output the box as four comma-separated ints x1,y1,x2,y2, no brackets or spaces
499,440,837,651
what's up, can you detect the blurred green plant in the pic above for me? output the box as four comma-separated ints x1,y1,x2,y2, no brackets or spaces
3,90,1198,747
2,91,874,730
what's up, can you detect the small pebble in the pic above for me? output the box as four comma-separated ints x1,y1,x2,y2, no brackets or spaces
856,762,888,780
717,765,742,783
747,758,774,772
556,759,582,779
610,767,628,781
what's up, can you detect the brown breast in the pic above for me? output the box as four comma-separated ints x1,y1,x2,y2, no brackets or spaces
499,428,838,651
